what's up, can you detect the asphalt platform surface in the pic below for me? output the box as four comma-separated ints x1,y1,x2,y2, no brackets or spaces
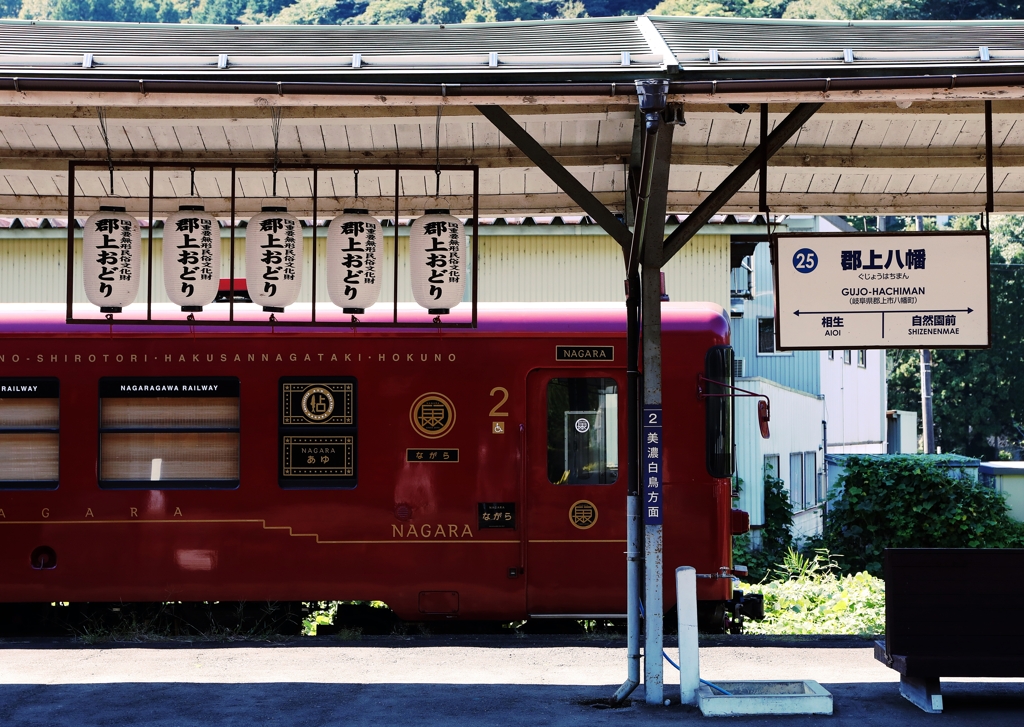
2,635,1023,725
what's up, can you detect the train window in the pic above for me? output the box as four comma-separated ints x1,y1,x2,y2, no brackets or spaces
278,378,358,489
547,378,618,485
0,378,59,489
705,346,735,478
98,378,239,489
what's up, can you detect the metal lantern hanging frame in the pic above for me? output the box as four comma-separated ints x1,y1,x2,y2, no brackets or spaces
64,160,480,329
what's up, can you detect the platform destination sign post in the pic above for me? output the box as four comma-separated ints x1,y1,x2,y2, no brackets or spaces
773,232,990,351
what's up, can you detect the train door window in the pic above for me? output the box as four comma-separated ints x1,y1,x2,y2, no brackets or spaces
547,378,618,485
99,378,239,489
0,378,59,489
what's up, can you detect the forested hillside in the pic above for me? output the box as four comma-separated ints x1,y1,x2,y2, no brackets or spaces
2,0,1020,27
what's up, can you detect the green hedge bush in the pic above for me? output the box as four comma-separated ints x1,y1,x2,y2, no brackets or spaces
822,455,1024,576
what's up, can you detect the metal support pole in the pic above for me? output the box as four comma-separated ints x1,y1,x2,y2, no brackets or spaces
642,222,665,706
612,268,642,706
311,167,318,323
915,215,935,454
986,100,994,214
147,165,154,321
759,104,768,214
921,349,935,453
637,80,673,707
611,79,670,708
65,162,75,323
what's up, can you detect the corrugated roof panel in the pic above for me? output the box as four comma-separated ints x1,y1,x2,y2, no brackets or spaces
0,18,652,58
651,16,1024,68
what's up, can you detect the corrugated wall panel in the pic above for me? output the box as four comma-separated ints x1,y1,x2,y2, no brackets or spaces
731,241,819,395
1,230,730,309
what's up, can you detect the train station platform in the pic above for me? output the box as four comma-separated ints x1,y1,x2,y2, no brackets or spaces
1,635,1022,725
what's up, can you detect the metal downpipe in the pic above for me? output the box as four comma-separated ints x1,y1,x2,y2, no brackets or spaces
612,272,643,705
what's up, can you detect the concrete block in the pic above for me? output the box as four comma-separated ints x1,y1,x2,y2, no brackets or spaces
698,680,833,716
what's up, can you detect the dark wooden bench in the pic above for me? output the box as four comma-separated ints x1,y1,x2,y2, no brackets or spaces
875,548,1024,713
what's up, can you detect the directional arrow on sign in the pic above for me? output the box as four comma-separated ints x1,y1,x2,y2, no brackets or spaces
793,308,973,316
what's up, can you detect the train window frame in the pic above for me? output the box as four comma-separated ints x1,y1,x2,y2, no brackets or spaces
0,378,60,490
546,377,619,486
278,377,358,490
97,377,240,490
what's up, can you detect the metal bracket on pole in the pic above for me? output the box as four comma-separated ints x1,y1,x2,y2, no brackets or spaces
661,102,822,265
474,104,631,249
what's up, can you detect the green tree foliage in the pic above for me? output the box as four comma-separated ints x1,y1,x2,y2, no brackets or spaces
733,465,794,582
650,0,1016,19
888,215,1024,459
0,0,22,17
649,0,786,17
823,456,1024,576
11,0,1024,26
781,0,922,19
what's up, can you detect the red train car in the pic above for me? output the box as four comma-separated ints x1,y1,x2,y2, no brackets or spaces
0,303,744,623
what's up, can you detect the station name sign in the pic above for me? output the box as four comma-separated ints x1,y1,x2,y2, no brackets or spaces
773,232,990,350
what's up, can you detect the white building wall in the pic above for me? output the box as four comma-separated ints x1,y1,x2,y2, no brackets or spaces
820,349,888,454
734,377,825,532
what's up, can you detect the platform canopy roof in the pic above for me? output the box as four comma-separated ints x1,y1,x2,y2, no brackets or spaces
1,16,1024,219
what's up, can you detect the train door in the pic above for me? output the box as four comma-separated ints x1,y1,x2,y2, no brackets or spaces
524,369,627,616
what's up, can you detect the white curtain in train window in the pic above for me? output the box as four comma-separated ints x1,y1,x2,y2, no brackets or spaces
409,210,465,312
326,210,382,312
244,207,303,310
163,206,220,311
82,207,141,311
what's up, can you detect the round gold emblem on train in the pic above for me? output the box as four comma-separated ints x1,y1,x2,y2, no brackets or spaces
410,392,456,439
569,500,598,530
301,386,335,422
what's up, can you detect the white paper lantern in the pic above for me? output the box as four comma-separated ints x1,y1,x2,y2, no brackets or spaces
326,209,382,313
82,207,141,312
245,206,303,311
163,205,221,311
409,209,466,313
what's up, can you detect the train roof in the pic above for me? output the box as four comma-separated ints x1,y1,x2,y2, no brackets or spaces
0,302,728,338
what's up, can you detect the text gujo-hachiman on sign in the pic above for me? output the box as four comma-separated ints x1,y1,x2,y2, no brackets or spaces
82,206,140,312
327,210,382,313
163,205,220,311
245,207,303,312
410,209,466,314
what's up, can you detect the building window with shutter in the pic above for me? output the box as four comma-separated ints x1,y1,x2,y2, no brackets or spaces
757,318,775,354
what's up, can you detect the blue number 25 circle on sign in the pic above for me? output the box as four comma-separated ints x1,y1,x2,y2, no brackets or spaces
792,248,818,273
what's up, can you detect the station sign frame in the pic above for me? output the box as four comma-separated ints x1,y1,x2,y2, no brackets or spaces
772,231,991,351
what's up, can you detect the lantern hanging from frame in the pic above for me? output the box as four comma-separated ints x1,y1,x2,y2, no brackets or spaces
409,209,465,314
245,206,303,312
163,205,220,312
82,206,141,313
326,209,382,313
